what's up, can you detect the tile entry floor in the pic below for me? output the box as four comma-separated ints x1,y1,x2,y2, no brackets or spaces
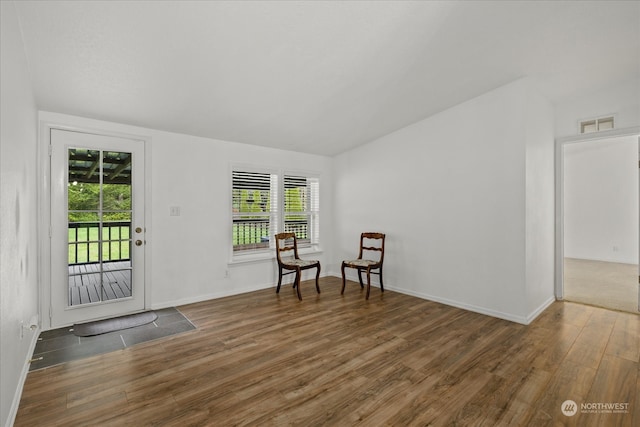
30,307,196,371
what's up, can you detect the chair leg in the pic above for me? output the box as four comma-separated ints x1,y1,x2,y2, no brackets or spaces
341,262,347,294
315,264,321,294
295,268,302,301
276,268,283,293
357,269,364,288
379,266,384,293
366,268,372,300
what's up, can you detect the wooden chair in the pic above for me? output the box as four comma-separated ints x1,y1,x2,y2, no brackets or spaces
341,232,385,299
275,232,321,300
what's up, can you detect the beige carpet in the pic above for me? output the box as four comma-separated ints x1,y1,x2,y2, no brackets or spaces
564,258,639,313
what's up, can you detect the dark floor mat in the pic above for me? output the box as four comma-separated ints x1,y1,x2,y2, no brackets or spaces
73,311,158,336
30,307,196,371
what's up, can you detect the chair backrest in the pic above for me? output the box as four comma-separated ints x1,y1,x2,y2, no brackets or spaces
357,232,385,264
275,232,300,264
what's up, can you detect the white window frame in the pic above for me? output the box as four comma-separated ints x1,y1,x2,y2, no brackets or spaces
283,173,320,248
230,165,320,262
231,167,279,255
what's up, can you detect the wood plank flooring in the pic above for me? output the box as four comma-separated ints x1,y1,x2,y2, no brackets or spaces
15,277,639,426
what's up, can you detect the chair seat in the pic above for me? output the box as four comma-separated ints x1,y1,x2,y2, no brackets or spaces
281,258,319,268
343,259,379,268
275,232,321,301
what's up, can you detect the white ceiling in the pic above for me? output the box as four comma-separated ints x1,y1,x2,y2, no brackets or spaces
14,1,640,156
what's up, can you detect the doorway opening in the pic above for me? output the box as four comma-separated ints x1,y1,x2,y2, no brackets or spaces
561,133,639,313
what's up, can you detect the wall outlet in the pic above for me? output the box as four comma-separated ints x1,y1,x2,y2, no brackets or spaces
169,206,181,216
613,246,619,252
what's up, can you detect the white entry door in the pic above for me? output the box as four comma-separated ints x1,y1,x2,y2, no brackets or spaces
50,129,146,327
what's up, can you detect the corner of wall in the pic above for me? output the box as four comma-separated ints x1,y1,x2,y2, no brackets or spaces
1,2,41,426
524,84,556,315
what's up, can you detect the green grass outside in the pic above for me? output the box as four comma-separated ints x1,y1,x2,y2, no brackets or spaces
232,224,308,247
232,224,270,246
68,226,130,264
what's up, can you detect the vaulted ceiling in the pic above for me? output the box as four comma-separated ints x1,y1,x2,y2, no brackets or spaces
13,1,640,156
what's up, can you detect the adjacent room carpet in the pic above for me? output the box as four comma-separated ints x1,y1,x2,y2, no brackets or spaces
564,257,639,314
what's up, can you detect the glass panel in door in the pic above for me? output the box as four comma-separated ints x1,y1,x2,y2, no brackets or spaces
67,148,133,306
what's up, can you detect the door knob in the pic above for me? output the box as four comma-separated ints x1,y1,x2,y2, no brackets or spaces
135,240,143,246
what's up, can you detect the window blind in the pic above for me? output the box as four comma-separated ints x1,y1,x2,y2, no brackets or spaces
232,171,278,251
231,169,319,254
284,175,319,247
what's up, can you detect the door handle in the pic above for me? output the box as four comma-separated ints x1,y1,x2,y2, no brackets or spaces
135,240,143,246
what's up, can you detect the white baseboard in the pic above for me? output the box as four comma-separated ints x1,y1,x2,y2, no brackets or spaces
385,285,531,324
526,296,556,324
150,282,274,310
337,274,556,326
7,327,40,427
152,274,557,325
150,273,332,310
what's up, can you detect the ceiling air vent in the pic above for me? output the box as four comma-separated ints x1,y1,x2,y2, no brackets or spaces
580,116,614,134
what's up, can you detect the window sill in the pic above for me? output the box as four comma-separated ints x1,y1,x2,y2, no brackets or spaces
229,246,323,266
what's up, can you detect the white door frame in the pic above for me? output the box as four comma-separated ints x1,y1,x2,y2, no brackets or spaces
554,125,640,301
38,117,153,330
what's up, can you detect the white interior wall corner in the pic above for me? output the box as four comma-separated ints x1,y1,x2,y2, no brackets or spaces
524,83,556,317
333,78,554,323
0,2,40,426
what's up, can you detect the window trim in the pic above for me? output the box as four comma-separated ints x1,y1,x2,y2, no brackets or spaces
283,172,320,249
229,164,321,262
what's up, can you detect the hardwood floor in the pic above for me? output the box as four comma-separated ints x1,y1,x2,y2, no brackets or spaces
16,277,639,426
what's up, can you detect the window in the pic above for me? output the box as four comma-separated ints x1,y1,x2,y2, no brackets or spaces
232,170,278,252
232,168,319,253
580,116,614,134
284,175,320,247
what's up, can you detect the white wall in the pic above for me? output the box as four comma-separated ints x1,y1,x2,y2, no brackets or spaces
564,136,639,264
334,79,555,324
525,88,557,316
0,2,41,426
38,112,334,312
555,76,640,138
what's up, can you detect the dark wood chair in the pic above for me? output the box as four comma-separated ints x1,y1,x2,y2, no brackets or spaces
275,232,321,300
341,232,385,299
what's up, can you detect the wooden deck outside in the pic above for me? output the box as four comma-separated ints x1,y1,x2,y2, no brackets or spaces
68,261,132,305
